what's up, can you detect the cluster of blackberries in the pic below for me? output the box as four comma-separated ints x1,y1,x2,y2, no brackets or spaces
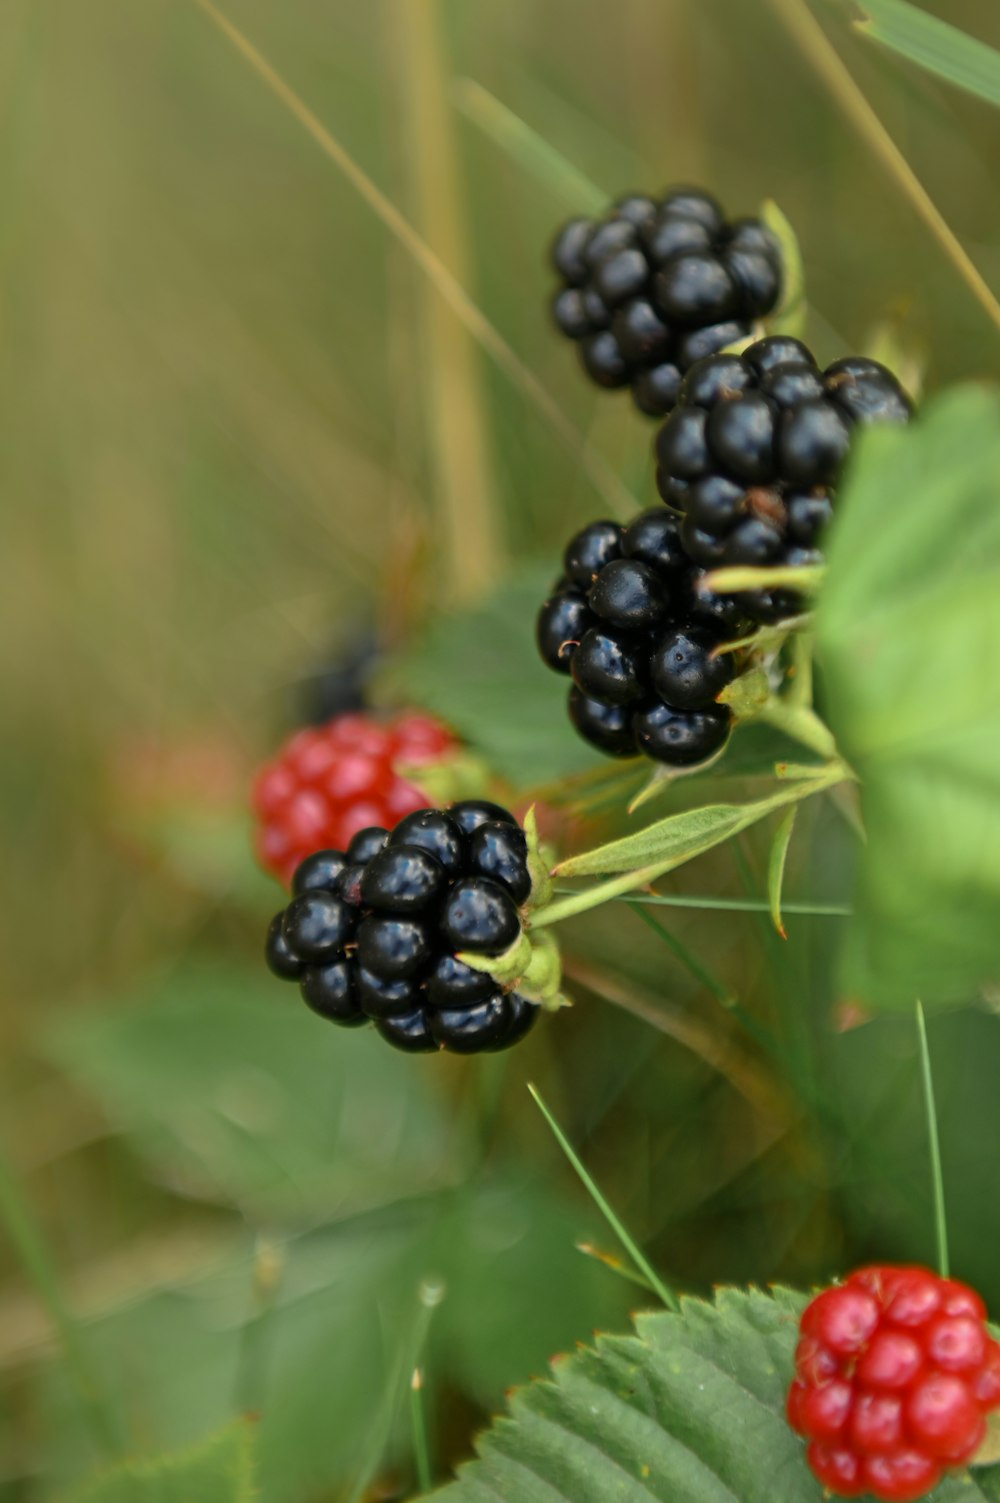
551,186,783,417
264,800,539,1054
654,336,912,621
536,510,745,765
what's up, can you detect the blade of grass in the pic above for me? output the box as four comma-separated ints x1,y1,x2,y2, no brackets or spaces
527,1082,679,1309
851,0,1000,110
391,0,503,603
556,888,852,917
767,807,798,939
0,1136,121,1459
190,0,637,518
915,1000,949,1278
766,0,1000,337
575,1240,657,1294
452,79,605,212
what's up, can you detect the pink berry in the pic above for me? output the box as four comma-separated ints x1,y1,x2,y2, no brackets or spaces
905,1372,984,1460
925,1314,988,1373
808,1286,880,1357
849,1392,903,1456
854,1330,923,1391
861,1450,941,1503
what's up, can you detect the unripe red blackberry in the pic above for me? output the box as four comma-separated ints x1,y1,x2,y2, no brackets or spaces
788,1266,1000,1501
252,711,457,886
263,800,540,1056
550,185,784,417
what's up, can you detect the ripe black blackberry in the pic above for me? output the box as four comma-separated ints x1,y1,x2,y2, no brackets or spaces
550,187,783,418
264,802,539,1054
537,511,743,765
654,339,912,621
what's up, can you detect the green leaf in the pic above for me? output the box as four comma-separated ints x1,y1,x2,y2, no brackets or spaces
761,198,806,338
378,563,605,786
69,1423,256,1503
42,964,456,1219
768,806,797,940
816,386,1000,1008
851,0,1000,110
556,777,837,878
429,1286,1000,1502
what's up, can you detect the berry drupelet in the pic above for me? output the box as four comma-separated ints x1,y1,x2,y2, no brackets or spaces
264,800,539,1055
788,1265,1000,1501
550,186,784,418
537,511,741,766
653,336,912,622
252,710,457,886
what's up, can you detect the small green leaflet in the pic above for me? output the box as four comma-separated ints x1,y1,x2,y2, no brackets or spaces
69,1423,256,1503
816,386,1000,1009
761,198,806,338
427,1285,1000,1501
850,0,1000,111
769,806,798,939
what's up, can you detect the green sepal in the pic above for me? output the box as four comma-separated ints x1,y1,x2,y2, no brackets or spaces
522,804,553,908
761,197,806,338
457,932,533,985
717,665,770,719
516,930,566,1010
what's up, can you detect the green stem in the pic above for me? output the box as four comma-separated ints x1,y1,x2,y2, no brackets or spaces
757,698,839,760
0,1137,121,1459
528,1083,679,1310
915,1000,950,1278
410,1367,432,1494
559,889,852,917
787,628,815,709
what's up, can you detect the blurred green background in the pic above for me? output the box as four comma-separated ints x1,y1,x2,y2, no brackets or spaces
3,0,1000,1497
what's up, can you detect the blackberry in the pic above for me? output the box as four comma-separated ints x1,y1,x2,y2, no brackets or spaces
541,513,745,766
550,185,784,417
654,337,912,622
263,803,540,1055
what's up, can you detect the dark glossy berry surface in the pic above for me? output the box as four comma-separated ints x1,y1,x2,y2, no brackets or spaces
724,517,784,565
442,878,521,956
686,474,746,533
429,995,511,1054
491,992,539,1051
680,354,755,409
467,821,532,905
580,330,628,387
787,492,834,545
356,966,422,1018
744,335,816,374
660,186,725,233
568,687,638,757
674,320,745,369
266,913,304,980
631,361,683,416
825,358,912,426
361,845,447,914
594,246,648,306
563,521,622,590
587,558,670,630
282,891,355,963
356,914,433,980
376,1007,437,1053
612,298,671,364
583,218,637,270
688,573,749,633
389,809,465,875
291,848,347,896
653,251,737,325
449,800,519,838
551,286,591,339
723,245,781,316
642,211,712,265
551,218,591,283
650,625,734,709
680,514,727,566
300,962,365,1025
425,952,495,1009
347,826,389,864
778,399,852,485
706,394,777,483
337,861,367,907
727,217,781,259
655,405,710,480
633,699,731,765
536,590,593,673
759,361,826,410
621,509,687,575
612,193,657,227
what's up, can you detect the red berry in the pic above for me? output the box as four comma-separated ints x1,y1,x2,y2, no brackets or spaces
252,711,457,885
806,1442,865,1496
791,1266,999,1500
855,1330,923,1391
905,1373,984,1460
862,1451,941,1503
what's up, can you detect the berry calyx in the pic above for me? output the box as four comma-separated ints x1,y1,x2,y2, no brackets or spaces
252,711,458,886
789,1266,1000,1500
